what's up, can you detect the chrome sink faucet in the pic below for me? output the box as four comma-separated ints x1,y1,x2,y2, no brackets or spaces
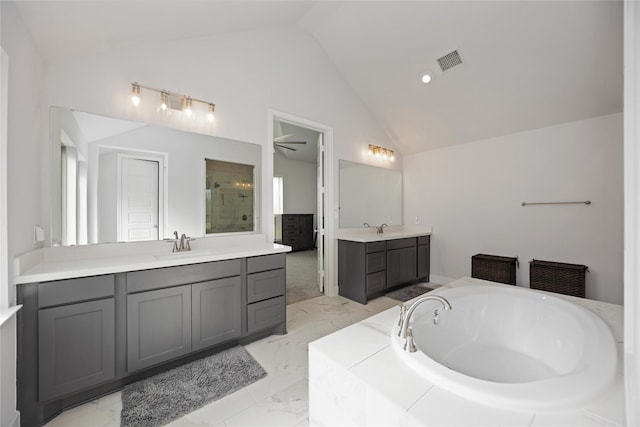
398,294,452,352
363,222,388,234
171,231,192,252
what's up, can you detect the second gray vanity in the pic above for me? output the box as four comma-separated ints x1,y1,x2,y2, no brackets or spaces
338,229,431,304
15,244,287,427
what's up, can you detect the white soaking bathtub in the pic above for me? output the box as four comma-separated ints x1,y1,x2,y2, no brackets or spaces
392,283,617,411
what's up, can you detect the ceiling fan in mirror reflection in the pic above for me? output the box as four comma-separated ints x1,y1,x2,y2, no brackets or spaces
130,82,216,122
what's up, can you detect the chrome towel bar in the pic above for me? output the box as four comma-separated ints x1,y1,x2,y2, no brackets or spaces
521,200,591,206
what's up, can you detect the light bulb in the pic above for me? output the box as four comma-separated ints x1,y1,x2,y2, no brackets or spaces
131,83,141,106
160,91,169,111
390,152,395,161
421,73,432,84
182,97,193,117
207,103,215,122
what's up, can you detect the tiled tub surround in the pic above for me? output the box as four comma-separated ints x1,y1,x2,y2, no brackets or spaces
309,277,625,426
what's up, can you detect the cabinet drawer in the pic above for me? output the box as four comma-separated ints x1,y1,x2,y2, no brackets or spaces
366,271,386,295
247,296,285,334
38,275,114,308
247,269,285,303
366,252,385,274
418,235,430,246
247,253,286,273
386,237,417,250
366,241,386,253
127,259,241,293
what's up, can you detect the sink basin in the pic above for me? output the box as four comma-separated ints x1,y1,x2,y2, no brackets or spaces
153,251,215,260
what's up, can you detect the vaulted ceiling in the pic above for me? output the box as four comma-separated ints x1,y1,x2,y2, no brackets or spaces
12,1,623,155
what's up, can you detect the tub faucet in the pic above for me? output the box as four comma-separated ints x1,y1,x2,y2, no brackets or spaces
398,294,452,352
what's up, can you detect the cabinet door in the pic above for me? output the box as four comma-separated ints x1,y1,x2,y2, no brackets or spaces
127,285,191,372
39,299,115,401
192,277,242,351
418,244,430,279
386,246,418,287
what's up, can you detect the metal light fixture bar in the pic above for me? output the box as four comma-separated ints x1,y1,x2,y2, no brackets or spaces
131,82,215,121
368,144,395,161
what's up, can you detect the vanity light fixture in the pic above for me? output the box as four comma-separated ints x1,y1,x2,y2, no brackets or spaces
368,144,395,162
130,82,216,121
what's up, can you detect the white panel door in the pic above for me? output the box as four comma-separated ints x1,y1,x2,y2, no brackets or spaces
119,158,159,242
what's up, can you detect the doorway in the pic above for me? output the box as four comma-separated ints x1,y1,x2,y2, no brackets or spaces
270,112,333,304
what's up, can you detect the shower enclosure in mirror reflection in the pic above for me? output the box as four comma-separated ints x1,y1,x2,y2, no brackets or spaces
205,159,254,234
49,107,261,246
338,160,402,228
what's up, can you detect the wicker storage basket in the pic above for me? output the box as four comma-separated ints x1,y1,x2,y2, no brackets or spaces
471,254,518,285
529,259,588,298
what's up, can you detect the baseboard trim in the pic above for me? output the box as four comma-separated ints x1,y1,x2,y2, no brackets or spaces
429,274,457,286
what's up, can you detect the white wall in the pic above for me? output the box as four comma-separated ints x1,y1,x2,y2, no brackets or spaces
0,3,44,427
404,113,623,304
274,150,316,219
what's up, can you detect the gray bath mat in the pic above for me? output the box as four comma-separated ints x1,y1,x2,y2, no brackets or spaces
120,346,266,427
385,283,433,302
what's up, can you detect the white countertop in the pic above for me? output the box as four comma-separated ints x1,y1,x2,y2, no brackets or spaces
309,278,625,426
336,225,432,242
14,234,290,284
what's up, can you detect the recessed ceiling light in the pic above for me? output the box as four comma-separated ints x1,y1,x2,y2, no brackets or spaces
421,73,432,84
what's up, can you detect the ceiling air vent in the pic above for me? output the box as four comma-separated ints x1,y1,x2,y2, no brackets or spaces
437,50,463,72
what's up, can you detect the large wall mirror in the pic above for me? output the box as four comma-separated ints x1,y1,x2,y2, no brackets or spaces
338,160,402,228
50,106,261,246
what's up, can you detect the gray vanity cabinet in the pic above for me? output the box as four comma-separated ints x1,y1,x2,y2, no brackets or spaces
126,285,192,373
38,298,115,402
18,254,287,427
192,277,242,351
338,235,430,304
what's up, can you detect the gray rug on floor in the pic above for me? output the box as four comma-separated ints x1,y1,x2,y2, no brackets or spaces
385,283,433,302
120,346,266,427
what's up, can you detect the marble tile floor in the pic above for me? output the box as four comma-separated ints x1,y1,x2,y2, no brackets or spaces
44,294,399,427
